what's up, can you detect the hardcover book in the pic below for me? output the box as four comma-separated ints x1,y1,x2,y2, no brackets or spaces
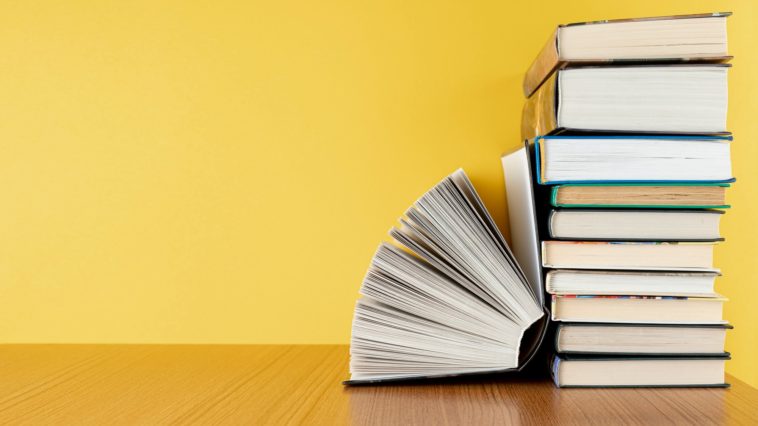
533,136,734,185
551,355,730,388
545,270,720,297
549,183,730,209
541,241,718,272
547,209,725,242
551,295,727,324
554,323,732,355
521,65,730,140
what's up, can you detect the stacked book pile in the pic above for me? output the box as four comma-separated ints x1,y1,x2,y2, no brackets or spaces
507,12,734,387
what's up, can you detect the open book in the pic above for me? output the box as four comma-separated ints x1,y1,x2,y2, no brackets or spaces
346,170,547,385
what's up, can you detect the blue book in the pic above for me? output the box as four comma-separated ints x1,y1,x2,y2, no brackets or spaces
534,135,735,185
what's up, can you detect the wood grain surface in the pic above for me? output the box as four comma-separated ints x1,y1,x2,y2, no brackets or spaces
0,345,755,425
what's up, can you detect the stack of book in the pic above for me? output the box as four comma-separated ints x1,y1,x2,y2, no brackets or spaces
505,12,734,388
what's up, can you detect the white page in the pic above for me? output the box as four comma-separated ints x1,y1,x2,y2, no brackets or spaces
502,146,543,303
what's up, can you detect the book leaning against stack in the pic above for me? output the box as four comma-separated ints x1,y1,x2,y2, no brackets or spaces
504,12,734,388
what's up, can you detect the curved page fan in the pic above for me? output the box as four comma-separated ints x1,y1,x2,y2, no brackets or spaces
347,169,546,385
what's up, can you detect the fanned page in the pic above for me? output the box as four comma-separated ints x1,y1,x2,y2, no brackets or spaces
348,169,544,383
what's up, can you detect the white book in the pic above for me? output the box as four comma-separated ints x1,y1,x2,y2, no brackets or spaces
548,209,724,241
546,270,719,297
551,295,727,324
535,136,732,184
522,66,730,139
555,323,730,355
560,66,728,133
541,241,718,272
552,357,729,388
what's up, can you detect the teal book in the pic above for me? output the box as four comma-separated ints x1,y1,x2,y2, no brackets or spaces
550,183,730,209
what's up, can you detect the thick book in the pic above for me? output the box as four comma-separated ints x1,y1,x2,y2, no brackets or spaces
346,170,548,385
555,323,731,355
551,295,727,324
550,183,730,209
521,65,729,140
523,12,731,97
545,270,719,297
541,241,718,272
534,136,733,185
548,209,724,242
551,355,730,388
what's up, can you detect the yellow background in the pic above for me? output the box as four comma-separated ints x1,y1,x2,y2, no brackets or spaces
1,1,756,387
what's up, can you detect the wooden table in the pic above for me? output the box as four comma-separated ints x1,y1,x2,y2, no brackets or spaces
1,345,756,424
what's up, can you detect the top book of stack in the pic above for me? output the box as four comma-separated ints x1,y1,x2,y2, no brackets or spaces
523,12,732,97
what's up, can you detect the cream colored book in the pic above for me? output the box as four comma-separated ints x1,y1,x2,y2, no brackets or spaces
541,241,718,272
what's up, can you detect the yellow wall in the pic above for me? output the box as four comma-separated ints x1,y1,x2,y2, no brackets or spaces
1,1,756,386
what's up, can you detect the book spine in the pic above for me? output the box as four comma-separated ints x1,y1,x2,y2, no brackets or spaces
550,355,561,387
547,209,557,238
544,271,554,293
554,323,564,353
539,241,547,266
550,295,558,321
523,29,561,97
534,137,545,184
521,75,558,141
550,186,560,206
